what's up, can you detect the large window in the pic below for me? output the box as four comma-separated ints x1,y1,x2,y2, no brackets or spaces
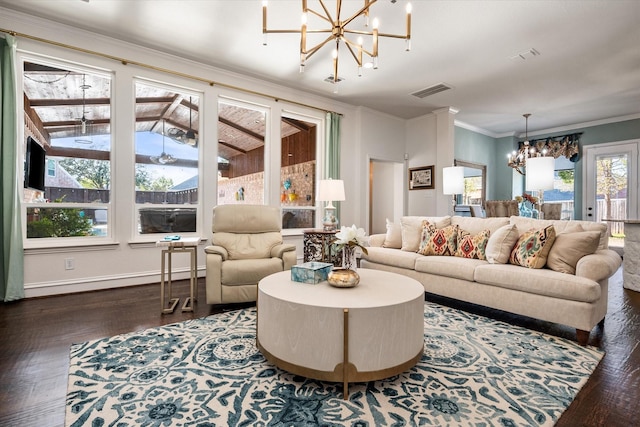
280,115,318,229
217,99,266,206
134,81,200,235
22,60,112,240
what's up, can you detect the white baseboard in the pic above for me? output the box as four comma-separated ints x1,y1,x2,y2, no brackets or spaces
24,266,204,298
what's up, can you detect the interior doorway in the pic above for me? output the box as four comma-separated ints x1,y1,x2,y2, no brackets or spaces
369,159,404,234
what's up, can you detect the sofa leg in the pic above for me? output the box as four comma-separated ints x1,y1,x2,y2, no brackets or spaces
598,317,605,328
576,329,590,346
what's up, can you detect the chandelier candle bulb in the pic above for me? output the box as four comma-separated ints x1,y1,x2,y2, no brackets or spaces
332,46,339,82
262,1,268,43
372,18,379,59
406,3,412,50
300,12,307,56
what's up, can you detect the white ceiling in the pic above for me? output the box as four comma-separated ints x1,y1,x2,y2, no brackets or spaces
1,0,639,136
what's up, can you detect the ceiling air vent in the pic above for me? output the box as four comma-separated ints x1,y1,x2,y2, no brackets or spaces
411,83,452,99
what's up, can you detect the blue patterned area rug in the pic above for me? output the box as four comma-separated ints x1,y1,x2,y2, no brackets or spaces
66,302,603,426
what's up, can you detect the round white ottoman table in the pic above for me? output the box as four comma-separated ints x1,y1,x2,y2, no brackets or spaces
256,268,424,399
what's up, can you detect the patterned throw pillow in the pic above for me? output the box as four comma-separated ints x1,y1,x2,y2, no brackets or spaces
509,225,557,269
455,229,490,260
418,221,458,256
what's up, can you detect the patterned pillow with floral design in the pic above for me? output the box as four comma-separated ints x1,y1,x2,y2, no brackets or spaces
455,229,490,260
418,221,458,256
509,225,556,269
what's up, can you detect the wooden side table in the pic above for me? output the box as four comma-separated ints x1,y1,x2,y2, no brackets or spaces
156,237,200,314
303,229,339,265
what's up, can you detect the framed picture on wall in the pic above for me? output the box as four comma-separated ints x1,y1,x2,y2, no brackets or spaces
409,165,434,190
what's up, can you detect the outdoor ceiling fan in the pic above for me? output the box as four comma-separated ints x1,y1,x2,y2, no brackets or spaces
168,97,197,146
150,120,177,165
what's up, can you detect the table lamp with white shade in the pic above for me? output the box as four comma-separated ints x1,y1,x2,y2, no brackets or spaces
525,156,555,219
443,166,465,215
317,178,345,231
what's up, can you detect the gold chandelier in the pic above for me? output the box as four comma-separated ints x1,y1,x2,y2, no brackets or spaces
507,113,549,175
262,0,412,83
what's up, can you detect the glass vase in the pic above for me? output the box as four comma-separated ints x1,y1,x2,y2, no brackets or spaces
341,246,358,271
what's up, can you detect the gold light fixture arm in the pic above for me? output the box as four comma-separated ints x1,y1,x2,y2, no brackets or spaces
305,35,336,60
341,0,377,28
318,0,336,24
307,8,332,23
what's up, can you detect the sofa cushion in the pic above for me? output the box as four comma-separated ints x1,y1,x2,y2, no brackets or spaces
474,263,601,303
362,246,423,270
451,216,509,235
509,225,556,269
418,222,458,256
509,216,608,250
415,255,486,281
383,218,402,249
547,227,600,274
485,224,519,264
455,229,490,260
401,216,451,252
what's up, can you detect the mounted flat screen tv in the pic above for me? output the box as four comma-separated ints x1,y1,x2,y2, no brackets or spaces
24,136,46,191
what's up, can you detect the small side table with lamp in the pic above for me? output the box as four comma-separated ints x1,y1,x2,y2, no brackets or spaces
316,178,345,231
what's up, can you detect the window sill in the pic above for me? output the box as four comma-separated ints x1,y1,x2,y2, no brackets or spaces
128,236,207,249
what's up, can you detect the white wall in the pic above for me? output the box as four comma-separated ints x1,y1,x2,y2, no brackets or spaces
355,107,407,232
404,108,458,216
405,114,438,215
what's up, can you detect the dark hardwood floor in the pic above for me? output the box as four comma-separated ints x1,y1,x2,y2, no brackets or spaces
1,268,638,426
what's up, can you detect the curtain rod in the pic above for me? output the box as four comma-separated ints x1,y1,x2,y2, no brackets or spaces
1,27,341,116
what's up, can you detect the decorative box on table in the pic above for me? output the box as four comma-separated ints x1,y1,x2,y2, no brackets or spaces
291,262,333,284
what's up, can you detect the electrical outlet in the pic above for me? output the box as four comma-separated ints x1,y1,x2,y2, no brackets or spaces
65,258,75,270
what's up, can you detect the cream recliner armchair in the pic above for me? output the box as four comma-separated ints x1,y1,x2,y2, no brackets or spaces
205,204,296,305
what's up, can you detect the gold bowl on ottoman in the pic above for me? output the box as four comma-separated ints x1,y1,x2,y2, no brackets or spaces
327,269,360,288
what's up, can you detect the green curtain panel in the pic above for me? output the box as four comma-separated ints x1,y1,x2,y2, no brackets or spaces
1,34,24,302
325,112,341,223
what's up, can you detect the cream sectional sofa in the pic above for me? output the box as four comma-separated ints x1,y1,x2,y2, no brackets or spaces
360,215,622,345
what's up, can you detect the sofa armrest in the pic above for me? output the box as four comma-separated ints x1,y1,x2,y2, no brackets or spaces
271,243,296,259
575,249,622,282
368,233,386,247
205,245,228,261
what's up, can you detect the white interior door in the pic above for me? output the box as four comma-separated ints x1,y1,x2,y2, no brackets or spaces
584,140,639,250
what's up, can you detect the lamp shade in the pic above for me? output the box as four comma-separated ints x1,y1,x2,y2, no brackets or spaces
317,179,345,202
442,166,465,195
526,157,555,191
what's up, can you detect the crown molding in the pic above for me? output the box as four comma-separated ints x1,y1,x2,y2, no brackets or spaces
454,120,501,138
456,113,640,140
521,113,640,138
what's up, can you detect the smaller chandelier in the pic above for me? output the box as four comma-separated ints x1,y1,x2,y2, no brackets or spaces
262,0,412,83
507,113,548,175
